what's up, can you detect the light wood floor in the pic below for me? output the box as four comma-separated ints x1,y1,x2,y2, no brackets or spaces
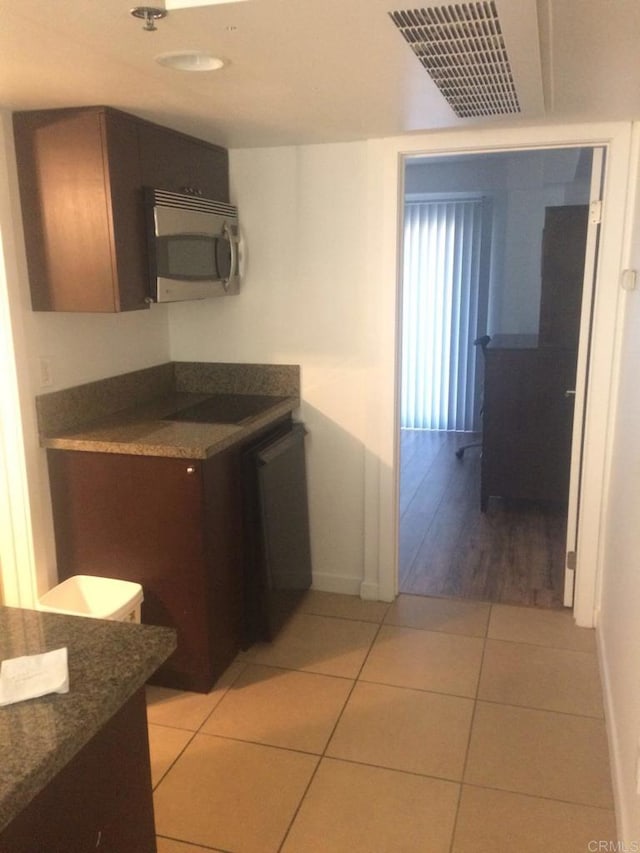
399,430,567,608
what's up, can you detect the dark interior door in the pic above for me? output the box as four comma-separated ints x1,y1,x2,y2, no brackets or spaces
539,205,589,350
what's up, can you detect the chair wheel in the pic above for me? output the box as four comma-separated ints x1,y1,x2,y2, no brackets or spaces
455,448,464,459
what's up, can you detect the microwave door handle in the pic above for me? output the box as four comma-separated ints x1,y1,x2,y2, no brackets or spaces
223,224,239,292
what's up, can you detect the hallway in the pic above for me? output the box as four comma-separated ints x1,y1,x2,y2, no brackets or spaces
399,430,567,607
147,591,614,852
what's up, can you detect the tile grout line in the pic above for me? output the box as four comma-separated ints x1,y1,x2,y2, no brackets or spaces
459,780,618,813
184,729,336,760
194,660,249,734
149,661,248,793
185,604,590,767
276,615,388,852
151,725,198,793
156,831,230,852
447,607,491,853
149,605,390,840
483,634,597,652
354,674,479,702
149,596,605,851
471,696,605,721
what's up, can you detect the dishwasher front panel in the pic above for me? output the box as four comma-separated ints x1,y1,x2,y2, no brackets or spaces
242,422,312,643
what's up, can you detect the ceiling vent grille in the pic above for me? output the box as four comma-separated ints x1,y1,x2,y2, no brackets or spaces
389,2,521,118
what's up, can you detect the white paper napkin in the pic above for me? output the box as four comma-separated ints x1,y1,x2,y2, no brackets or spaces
0,647,69,707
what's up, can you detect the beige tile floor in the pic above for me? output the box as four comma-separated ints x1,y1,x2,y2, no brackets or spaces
147,591,617,853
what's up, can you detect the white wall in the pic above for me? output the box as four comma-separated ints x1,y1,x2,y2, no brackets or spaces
27,308,170,393
168,126,630,613
598,124,640,843
22,312,170,599
168,143,371,593
0,111,171,601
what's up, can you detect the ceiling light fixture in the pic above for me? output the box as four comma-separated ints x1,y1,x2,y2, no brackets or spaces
130,6,168,31
155,51,225,71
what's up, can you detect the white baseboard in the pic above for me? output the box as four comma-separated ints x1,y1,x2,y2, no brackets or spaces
597,625,627,841
311,572,362,596
360,580,383,601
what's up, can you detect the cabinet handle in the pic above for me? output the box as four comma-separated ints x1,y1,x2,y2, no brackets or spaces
186,466,196,474
565,389,576,398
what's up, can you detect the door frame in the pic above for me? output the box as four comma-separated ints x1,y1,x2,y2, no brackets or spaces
0,112,38,609
564,147,605,606
361,121,632,628
399,148,601,607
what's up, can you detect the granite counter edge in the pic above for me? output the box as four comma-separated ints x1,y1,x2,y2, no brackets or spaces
0,615,176,833
39,397,299,459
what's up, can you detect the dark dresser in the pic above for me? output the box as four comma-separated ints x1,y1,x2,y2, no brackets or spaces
480,334,577,510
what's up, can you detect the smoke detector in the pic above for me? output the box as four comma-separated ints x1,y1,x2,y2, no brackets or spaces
389,0,544,119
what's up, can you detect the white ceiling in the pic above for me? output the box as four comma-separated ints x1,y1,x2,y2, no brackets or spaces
1,0,640,148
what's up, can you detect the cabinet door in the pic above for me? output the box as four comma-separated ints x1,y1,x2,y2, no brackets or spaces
102,110,150,311
47,448,245,692
14,109,118,311
138,121,229,200
13,107,148,312
48,450,214,690
0,690,156,853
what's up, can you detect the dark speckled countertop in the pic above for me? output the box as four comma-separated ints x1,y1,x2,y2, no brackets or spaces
0,606,175,832
36,362,301,460
39,390,298,459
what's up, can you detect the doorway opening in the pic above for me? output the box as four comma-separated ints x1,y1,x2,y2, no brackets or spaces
398,146,600,609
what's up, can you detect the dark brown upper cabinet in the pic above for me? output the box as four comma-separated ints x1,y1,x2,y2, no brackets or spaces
13,107,145,312
137,121,229,200
12,106,229,313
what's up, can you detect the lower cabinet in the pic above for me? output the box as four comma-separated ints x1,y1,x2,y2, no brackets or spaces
47,442,250,692
0,689,156,853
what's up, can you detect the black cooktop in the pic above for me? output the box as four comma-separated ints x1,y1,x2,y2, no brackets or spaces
164,394,288,425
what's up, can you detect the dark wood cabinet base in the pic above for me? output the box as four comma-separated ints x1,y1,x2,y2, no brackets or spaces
0,689,156,853
48,447,245,693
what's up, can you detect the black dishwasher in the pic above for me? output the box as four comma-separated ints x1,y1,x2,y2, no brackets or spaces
242,422,312,644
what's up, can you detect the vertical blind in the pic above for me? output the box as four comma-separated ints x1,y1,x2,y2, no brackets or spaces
401,199,483,431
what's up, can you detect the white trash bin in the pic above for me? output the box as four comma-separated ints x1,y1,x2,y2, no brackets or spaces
37,575,143,623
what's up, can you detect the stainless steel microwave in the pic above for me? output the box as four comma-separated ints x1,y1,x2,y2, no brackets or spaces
145,188,241,303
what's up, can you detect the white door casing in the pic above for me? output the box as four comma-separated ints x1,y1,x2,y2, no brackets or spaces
361,122,632,628
0,242,37,609
0,112,38,609
564,147,606,606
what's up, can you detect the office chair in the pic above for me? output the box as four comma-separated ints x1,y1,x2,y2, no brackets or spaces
455,334,491,460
